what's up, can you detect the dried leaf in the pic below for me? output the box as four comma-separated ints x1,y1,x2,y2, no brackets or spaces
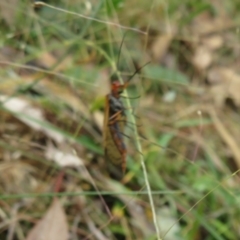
151,34,174,62
208,68,240,107
0,96,65,143
45,145,83,167
26,199,68,240
191,12,233,36
192,34,223,71
192,45,212,70
202,35,223,50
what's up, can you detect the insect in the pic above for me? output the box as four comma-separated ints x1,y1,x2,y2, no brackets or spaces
103,64,149,175
103,81,128,174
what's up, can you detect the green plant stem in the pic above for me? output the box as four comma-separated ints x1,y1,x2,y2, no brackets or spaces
115,71,161,239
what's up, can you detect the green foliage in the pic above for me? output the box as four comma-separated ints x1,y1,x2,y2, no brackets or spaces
105,0,126,15
143,65,189,85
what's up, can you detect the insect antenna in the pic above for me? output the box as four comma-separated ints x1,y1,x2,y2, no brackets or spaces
124,61,150,88
110,32,128,83
116,32,150,88
116,32,128,72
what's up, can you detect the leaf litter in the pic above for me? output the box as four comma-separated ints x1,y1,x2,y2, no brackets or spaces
1,0,240,239
26,199,68,240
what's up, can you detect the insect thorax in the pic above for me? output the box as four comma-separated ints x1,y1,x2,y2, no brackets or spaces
108,94,125,116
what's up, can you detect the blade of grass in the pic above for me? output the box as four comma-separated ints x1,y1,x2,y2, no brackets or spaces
35,2,147,35
106,31,162,240
0,190,181,200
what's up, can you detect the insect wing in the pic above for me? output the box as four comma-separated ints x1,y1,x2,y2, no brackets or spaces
103,95,126,171
109,118,126,173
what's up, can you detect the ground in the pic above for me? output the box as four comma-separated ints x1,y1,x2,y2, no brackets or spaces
0,1,240,239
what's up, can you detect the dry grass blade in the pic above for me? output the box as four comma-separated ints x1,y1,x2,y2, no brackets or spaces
209,108,240,169
34,2,147,35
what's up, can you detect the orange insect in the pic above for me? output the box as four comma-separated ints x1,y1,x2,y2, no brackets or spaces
103,80,129,174
103,64,149,174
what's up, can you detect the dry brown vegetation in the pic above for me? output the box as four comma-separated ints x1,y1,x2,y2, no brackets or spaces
0,0,240,239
